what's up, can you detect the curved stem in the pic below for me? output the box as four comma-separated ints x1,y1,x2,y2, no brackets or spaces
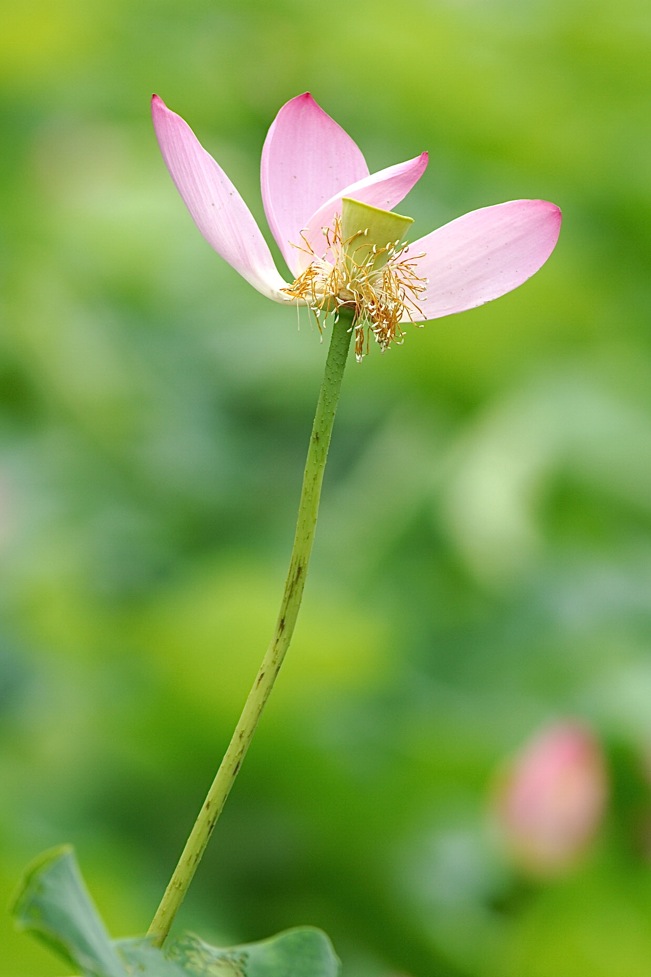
148,314,354,947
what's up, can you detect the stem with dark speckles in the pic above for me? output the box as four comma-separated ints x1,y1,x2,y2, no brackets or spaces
147,313,354,947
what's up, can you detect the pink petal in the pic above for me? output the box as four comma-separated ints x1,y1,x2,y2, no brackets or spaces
261,93,369,274
296,152,429,273
404,200,562,321
152,95,289,302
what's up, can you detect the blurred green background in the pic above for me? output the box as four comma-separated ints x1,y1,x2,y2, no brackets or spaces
1,0,651,973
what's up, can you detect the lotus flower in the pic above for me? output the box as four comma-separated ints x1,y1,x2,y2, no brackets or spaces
152,93,561,360
494,722,608,875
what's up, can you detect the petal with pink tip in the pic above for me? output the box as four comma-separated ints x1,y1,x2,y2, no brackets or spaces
152,95,289,302
296,152,429,273
261,93,369,273
404,199,562,321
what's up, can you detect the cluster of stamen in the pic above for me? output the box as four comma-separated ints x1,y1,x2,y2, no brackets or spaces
283,216,427,361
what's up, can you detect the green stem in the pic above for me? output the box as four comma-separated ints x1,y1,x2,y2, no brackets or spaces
147,313,354,947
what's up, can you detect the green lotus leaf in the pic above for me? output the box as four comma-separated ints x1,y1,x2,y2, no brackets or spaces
11,846,127,977
12,847,340,977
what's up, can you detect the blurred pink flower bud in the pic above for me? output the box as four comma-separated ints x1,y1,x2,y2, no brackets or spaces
494,722,608,875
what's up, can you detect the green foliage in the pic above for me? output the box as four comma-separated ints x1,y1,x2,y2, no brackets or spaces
12,847,126,977
12,848,340,977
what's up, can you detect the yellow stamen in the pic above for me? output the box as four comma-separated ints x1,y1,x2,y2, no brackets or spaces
283,215,427,361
